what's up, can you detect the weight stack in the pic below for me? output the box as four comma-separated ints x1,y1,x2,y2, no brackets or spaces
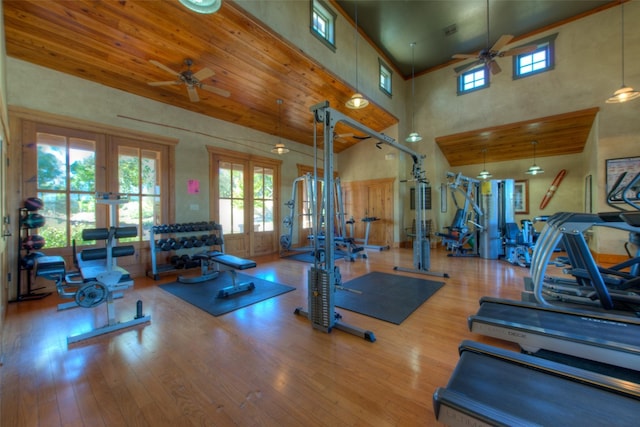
307,267,333,332
413,238,431,271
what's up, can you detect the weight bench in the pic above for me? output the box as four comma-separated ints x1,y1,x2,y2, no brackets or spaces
179,250,257,298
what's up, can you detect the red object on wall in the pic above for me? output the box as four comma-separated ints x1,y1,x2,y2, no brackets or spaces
540,169,567,210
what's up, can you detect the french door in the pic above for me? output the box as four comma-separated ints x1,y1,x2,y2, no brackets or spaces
209,147,281,257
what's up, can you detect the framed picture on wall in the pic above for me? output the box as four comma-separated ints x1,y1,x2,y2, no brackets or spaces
606,156,640,205
514,180,529,214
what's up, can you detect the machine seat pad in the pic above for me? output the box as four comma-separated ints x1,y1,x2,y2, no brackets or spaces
35,256,66,277
211,253,256,270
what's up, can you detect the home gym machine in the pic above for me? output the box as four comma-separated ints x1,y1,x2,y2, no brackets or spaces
280,173,365,261
436,172,483,257
294,101,443,341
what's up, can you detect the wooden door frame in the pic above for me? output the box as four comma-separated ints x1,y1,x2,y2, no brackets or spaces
208,146,282,256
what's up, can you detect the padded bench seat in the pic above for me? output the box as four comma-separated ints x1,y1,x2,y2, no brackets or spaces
211,252,257,270
35,256,66,279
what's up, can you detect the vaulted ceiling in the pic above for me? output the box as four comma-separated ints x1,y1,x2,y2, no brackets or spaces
2,0,615,165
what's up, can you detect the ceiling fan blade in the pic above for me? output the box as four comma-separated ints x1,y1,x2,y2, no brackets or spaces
489,60,502,75
501,44,537,57
148,80,181,86
491,34,514,52
336,132,354,138
187,85,199,102
352,135,370,140
452,53,478,60
455,60,483,76
200,84,230,98
149,59,181,77
193,67,215,81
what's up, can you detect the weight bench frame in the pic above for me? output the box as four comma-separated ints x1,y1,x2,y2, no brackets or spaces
178,251,257,298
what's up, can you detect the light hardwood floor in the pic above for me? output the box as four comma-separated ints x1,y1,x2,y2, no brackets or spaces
1,246,528,426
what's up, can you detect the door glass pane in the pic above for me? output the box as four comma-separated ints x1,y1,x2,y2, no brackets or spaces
119,146,140,194
39,192,68,248
37,138,67,191
252,166,274,233
141,150,159,195
118,196,140,242
69,140,96,192
219,161,245,234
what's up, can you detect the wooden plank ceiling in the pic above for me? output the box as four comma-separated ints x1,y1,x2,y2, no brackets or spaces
3,0,598,163
436,107,599,167
3,0,398,153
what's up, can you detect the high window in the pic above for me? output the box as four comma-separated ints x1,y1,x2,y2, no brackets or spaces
458,67,489,95
513,34,556,79
311,0,336,51
379,59,392,97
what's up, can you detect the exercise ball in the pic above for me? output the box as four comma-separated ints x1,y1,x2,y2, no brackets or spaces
22,234,46,251
24,197,44,211
21,213,46,229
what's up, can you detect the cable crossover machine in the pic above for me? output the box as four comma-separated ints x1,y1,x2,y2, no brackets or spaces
294,101,446,341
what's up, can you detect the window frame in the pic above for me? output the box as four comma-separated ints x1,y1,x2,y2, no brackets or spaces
379,58,393,97
310,0,337,51
512,34,557,80
457,66,489,95
17,111,176,257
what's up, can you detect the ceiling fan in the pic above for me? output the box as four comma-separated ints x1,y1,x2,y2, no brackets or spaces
148,58,230,102
452,0,536,75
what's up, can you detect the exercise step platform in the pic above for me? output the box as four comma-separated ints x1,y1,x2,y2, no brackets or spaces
433,340,640,426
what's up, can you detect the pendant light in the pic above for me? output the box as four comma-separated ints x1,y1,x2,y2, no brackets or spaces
525,141,544,175
406,42,422,143
477,148,492,179
345,3,369,109
606,1,640,103
271,99,289,155
178,0,222,14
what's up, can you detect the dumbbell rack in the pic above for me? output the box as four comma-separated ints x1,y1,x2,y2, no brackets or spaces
147,222,224,280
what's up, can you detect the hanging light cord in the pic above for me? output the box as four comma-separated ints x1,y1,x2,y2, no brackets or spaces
354,4,359,92
411,42,416,132
620,1,626,86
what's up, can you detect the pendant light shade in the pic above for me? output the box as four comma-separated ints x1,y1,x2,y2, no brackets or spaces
271,99,289,155
345,4,369,110
525,141,544,175
477,149,492,179
606,2,639,103
405,42,422,143
178,0,222,14
346,93,369,109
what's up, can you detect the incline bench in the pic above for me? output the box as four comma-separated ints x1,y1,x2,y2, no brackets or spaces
181,250,257,298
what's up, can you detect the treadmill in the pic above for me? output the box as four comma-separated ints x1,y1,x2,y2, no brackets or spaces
469,296,640,370
433,340,640,426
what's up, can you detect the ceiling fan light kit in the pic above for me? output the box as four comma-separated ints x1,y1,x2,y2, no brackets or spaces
452,0,535,76
179,0,222,14
148,58,230,102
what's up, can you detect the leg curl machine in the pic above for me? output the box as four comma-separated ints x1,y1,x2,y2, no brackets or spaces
35,225,150,345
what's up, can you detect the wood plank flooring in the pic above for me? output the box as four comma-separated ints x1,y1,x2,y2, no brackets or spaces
1,246,528,426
